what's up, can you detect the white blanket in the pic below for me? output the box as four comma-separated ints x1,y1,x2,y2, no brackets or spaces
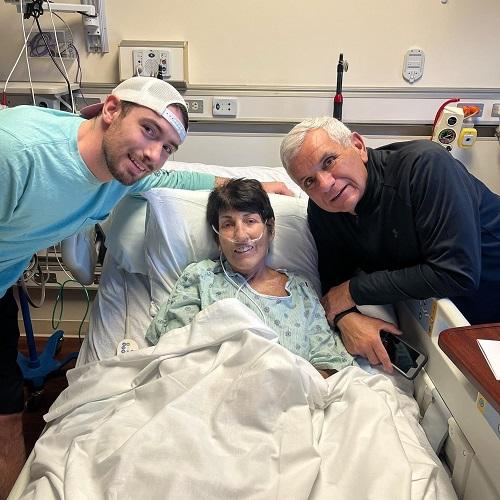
20,299,455,500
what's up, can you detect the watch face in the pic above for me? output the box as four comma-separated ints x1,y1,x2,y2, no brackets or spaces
438,128,456,145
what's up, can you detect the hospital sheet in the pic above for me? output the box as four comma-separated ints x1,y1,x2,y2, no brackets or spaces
20,299,455,500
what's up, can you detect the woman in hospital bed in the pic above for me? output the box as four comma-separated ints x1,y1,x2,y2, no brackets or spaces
13,178,456,500
146,177,354,377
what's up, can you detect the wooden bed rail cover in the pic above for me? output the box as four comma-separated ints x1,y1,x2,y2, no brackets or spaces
438,323,500,413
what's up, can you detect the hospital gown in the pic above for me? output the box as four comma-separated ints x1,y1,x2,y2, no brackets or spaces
146,258,354,372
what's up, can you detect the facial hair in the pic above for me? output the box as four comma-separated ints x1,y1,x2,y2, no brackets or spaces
102,119,145,186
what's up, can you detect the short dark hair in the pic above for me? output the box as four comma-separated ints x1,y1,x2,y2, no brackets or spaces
207,178,275,243
118,100,136,116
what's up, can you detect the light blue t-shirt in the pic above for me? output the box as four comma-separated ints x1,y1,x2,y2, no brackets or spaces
0,106,215,297
146,259,355,372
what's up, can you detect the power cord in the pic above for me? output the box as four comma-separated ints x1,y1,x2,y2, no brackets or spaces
18,253,49,308
51,11,88,105
19,0,36,105
23,0,44,20
2,19,36,106
33,16,74,112
51,279,90,344
28,32,73,58
45,1,75,112
18,0,75,113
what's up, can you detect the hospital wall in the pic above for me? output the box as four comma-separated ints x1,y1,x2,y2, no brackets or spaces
2,0,500,334
0,0,499,87
1,0,499,189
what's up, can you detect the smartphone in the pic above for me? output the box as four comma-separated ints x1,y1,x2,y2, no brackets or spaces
380,331,428,380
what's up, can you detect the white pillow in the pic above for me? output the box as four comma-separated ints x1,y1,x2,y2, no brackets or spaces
102,161,303,274
167,161,305,199
144,188,320,315
100,196,149,274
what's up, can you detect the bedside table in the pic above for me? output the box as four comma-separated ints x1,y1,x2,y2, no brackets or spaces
438,323,500,413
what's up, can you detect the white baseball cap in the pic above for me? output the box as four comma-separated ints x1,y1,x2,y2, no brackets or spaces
80,77,188,143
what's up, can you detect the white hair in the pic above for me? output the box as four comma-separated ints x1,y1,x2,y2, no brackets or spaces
280,117,353,171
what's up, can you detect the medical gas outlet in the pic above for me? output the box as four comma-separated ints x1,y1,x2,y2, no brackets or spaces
457,127,477,148
432,103,479,151
133,49,170,79
119,41,188,84
432,105,464,151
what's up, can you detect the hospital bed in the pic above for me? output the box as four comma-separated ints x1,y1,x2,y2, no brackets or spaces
8,161,499,500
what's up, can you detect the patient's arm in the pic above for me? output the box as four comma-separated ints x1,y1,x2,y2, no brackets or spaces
145,263,203,345
295,279,354,372
214,177,294,196
336,313,400,373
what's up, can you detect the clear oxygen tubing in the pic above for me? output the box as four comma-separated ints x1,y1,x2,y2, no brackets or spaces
212,222,267,318
212,220,270,322
218,253,266,324
218,251,320,332
213,224,323,342
211,225,265,245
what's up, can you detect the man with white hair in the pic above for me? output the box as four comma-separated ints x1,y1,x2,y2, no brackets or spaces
280,116,500,372
0,76,291,498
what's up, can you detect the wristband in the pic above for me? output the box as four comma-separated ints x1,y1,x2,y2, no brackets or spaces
333,306,358,327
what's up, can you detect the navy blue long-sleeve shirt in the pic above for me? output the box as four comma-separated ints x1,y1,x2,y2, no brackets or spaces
308,140,500,324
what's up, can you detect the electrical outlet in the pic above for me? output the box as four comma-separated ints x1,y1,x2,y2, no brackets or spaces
185,99,204,114
212,97,238,117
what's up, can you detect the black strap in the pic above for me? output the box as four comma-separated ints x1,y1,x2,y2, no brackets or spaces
333,306,359,327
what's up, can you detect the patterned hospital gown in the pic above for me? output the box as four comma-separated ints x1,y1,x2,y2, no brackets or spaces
146,259,354,372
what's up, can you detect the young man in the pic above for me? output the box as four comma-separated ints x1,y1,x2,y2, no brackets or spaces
0,76,291,498
280,116,500,371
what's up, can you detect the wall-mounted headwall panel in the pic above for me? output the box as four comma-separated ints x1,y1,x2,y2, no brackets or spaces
73,85,500,127
0,0,499,89
180,89,500,125
118,40,188,86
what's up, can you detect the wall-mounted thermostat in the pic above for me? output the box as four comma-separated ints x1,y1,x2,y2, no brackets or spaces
403,48,425,84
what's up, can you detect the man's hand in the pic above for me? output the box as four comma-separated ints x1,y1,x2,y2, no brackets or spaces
260,181,294,196
214,178,294,196
321,281,355,323
336,312,401,373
